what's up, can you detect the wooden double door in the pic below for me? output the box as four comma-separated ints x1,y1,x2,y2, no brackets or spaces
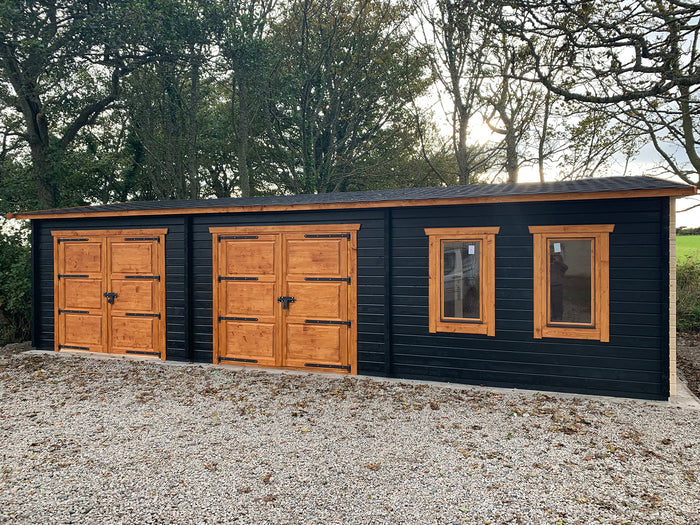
211,225,359,374
52,229,167,358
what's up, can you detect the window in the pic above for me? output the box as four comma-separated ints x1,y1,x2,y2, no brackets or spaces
529,225,614,342
424,227,499,335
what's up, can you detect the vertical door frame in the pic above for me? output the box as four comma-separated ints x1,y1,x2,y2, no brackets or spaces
52,229,168,358
210,224,360,374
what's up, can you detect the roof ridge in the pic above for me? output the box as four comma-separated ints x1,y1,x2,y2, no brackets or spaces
7,175,696,220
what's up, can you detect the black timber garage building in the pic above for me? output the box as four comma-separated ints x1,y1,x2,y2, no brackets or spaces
9,176,696,400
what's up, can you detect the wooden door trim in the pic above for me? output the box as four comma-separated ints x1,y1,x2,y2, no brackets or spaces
209,224,361,235
52,228,168,238
348,227,358,375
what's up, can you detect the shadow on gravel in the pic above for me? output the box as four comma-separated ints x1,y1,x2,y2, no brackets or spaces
0,341,33,357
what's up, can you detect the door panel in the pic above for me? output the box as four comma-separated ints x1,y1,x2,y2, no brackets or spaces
111,316,157,352
62,313,103,347
224,281,276,317
285,238,344,278
284,324,345,368
111,279,156,311
63,278,103,310
110,242,157,274
225,239,276,276
62,242,102,273
53,230,166,357
285,282,344,318
223,322,276,364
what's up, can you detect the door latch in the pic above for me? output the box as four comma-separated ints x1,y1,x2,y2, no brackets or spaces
277,296,295,309
103,292,118,304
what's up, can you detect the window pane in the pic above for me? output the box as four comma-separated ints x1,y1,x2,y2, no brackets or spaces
549,240,592,324
443,241,480,319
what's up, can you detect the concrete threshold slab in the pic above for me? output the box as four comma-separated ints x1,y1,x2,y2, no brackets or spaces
21,349,700,411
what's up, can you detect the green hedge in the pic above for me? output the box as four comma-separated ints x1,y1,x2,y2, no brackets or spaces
677,255,700,334
0,229,31,345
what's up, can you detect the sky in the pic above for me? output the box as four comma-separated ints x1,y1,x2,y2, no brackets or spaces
461,116,700,228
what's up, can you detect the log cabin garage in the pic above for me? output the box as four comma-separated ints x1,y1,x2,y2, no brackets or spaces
8,176,697,400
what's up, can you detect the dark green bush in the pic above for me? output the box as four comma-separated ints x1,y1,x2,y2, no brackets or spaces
0,228,31,345
677,255,700,334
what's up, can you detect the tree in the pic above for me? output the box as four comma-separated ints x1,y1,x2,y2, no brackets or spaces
263,0,432,194
0,0,213,209
499,0,700,185
479,34,550,182
216,0,278,197
415,0,501,184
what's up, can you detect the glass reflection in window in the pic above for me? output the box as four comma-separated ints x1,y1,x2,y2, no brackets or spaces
442,241,480,319
549,240,592,324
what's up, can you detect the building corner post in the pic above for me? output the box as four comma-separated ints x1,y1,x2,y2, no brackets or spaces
669,198,677,397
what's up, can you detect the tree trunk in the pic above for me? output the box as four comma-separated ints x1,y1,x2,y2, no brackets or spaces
455,110,471,185
679,86,700,180
505,130,518,183
188,56,201,199
538,91,551,183
237,76,251,197
29,134,55,208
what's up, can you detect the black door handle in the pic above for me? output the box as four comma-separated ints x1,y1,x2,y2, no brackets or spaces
104,292,118,304
277,296,295,309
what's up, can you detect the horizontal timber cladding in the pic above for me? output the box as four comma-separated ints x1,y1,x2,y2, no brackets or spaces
31,194,671,399
190,209,387,374
34,216,188,361
390,197,670,400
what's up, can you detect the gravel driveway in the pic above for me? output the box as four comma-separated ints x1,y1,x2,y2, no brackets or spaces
1,350,699,525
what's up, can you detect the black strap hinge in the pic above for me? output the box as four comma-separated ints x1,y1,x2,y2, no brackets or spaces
218,316,258,322
218,235,259,242
58,309,89,315
125,275,160,281
304,233,350,239
59,344,90,351
218,276,258,282
57,274,89,280
305,319,351,326
304,363,351,372
126,350,160,356
219,356,258,364
304,277,350,284
125,312,161,319
124,237,160,242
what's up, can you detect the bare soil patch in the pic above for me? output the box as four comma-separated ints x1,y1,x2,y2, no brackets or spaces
678,333,700,398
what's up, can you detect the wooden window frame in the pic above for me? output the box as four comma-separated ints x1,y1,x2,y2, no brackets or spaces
529,225,614,342
424,227,499,336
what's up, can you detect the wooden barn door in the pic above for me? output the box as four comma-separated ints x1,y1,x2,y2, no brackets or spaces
107,235,165,357
282,232,351,371
211,225,359,374
53,229,167,358
55,237,107,353
214,233,279,367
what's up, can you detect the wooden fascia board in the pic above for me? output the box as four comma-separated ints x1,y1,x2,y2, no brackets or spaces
50,228,169,237
7,185,697,220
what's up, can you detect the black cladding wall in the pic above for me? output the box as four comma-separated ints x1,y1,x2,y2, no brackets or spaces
389,197,670,400
33,196,671,400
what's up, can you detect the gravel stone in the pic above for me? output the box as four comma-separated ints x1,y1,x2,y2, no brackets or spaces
1,350,698,524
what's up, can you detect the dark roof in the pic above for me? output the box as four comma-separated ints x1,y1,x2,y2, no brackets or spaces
8,176,696,220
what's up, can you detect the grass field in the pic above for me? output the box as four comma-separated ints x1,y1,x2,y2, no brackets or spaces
677,235,700,260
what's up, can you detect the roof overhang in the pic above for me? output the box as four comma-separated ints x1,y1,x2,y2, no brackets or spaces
6,184,697,221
